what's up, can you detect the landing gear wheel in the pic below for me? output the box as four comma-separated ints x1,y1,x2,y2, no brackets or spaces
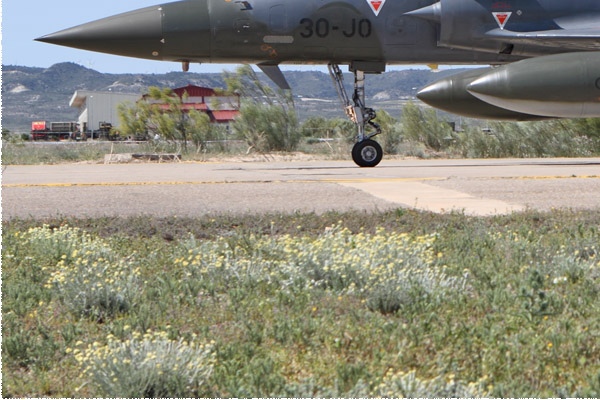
352,139,383,168
328,64,384,167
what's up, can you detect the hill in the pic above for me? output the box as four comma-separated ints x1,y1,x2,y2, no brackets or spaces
1,62,454,133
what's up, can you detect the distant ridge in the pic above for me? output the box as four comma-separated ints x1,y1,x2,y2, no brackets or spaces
1,62,454,132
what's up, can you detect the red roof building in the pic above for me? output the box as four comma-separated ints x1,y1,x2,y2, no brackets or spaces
144,84,240,124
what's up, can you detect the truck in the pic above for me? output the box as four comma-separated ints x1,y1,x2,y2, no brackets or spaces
31,121,79,141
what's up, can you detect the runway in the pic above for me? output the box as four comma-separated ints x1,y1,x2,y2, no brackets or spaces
2,158,599,219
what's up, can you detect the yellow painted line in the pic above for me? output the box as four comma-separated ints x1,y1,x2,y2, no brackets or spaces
3,177,445,188
3,174,597,189
2,181,270,188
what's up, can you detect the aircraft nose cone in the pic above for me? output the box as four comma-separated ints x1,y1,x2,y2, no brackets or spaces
416,80,453,108
467,72,506,98
36,5,164,60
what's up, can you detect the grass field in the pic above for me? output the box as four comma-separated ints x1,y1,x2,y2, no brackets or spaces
3,208,599,397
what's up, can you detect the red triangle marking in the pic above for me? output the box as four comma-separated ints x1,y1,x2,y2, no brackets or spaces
493,12,512,28
496,14,508,24
371,1,382,11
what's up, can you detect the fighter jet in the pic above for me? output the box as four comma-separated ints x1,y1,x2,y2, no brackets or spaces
37,0,600,167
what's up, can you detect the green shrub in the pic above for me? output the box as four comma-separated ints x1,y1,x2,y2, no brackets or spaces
45,251,140,320
24,225,140,320
72,331,215,397
173,227,466,315
373,370,490,398
21,224,89,265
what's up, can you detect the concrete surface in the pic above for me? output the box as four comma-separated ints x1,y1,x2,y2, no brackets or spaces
2,158,599,219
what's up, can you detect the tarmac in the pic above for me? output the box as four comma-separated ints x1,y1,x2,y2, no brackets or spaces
2,158,599,219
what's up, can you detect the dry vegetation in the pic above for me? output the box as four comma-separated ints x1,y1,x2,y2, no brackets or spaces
3,209,600,397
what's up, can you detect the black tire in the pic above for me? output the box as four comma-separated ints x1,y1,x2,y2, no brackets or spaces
352,139,383,167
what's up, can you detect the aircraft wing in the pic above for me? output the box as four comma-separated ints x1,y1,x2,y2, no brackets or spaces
486,28,600,51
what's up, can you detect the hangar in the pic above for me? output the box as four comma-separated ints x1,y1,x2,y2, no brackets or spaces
70,91,139,135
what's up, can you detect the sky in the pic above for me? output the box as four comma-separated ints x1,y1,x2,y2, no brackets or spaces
0,0,349,75
1,0,236,74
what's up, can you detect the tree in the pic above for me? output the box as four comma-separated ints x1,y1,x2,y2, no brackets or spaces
569,118,600,139
117,87,220,152
400,102,453,152
223,65,300,152
373,110,403,154
300,117,354,139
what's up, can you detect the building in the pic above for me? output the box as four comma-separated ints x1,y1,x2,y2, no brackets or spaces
143,84,240,124
70,91,140,135
69,85,240,138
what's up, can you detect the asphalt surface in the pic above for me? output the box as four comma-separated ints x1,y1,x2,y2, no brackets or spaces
2,158,599,219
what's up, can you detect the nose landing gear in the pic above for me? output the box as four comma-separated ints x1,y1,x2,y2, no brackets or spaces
352,138,383,167
328,63,383,167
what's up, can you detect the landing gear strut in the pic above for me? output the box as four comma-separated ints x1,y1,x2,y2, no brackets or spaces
328,63,383,167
